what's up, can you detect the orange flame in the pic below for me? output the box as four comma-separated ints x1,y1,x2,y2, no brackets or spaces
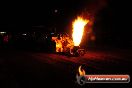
78,66,86,76
72,16,89,46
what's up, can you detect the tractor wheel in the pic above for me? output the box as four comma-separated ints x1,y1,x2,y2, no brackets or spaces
78,50,85,56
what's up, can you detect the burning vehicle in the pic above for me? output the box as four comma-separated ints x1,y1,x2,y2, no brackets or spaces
52,16,89,56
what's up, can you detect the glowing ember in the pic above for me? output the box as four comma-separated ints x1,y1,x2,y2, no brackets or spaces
78,66,86,76
72,17,89,46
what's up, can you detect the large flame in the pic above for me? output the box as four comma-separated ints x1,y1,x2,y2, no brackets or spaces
72,17,89,46
78,66,86,76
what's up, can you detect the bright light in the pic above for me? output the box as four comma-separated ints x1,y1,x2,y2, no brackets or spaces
51,33,54,34
22,33,27,36
54,9,58,13
0,32,6,34
72,16,89,46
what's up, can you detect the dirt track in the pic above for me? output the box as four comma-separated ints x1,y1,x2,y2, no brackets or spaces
0,49,131,88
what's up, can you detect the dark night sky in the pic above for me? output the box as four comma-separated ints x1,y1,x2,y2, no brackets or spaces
0,0,130,29
0,0,85,30
0,0,132,48
0,0,107,30
94,0,132,47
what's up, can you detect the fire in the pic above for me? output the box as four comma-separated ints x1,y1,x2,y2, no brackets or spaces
72,17,89,46
78,66,86,76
